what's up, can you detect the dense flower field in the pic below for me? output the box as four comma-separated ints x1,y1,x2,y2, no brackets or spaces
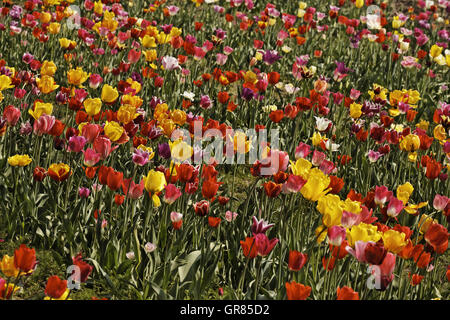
0,0,449,300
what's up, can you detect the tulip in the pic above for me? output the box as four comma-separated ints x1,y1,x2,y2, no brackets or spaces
72,253,93,283
251,216,274,235
328,226,347,246
374,186,392,206
33,114,55,135
78,187,90,198
386,196,404,218
285,281,311,300
288,250,308,271
83,148,101,167
89,74,103,89
132,148,150,166
164,184,182,204
240,237,258,259
67,135,87,153
45,275,69,300
101,84,119,103
194,200,210,217
3,105,20,126
106,170,123,191
81,123,101,143
336,286,359,300
433,194,449,212
14,244,36,273
48,163,71,182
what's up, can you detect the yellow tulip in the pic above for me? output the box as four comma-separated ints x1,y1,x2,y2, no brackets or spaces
67,67,89,87
169,139,193,162
0,75,14,91
396,182,414,205
170,109,187,126
355,0,364,8
300,168,330,202
143,169,167,207
347,223,382,247
0,255,20,277
399,134,420,152
349,103,363,119
311,132,323,146
418,214,437,234
28,102,53,120
404,201,428,215
142,35,157,48
101,84,119,103
104,121,124,142
433,124,446,141
382,230,407,254
48,22,61,34
317,194,343,227
430,44,443,58
40,60,57,77
117,105,137,124
315,225,327,244
290,158,312,179
243,71,257,84
8,154,32,167
36,75,59,94
83,98,102,116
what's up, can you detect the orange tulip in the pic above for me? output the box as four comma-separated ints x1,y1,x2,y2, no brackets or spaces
240,237,257,259
336,286,359,300
285,281,311,300
14,244,36,273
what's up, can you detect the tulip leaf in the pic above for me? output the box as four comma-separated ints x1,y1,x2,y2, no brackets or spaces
178,250,201,282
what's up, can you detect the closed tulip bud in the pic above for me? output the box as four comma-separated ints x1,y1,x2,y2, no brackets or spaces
33,166,47,182
328,226,347,246
194,200,209,216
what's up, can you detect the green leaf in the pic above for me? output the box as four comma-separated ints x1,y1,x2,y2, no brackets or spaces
178,250,201,282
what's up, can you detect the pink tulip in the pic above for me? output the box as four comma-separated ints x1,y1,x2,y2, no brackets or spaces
89,74,103,89
83,148,101,167
349,88,361,100
33,114,55,135
14,88,27,100
216,53,228,66
311,150,326,166
433,194,449,211
93,136,116,160
254,233,279,257
251,216,274,235
127,49,141,64
170,211,183,223
81,123,101,143
346,240,371,263
132,148,149,166
328,226,347,246
123,179,144,199
374,186,392,206
67,135,87,152
225,210,238,222
319,159,335,175
368,150,383,163
341,210,361,228
163,184,182,204
3,105,21,126
78,187,90,198
282,174,306,193
370,252,396,290
295,142,311,159
386,196,404,218
161,56,180,70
